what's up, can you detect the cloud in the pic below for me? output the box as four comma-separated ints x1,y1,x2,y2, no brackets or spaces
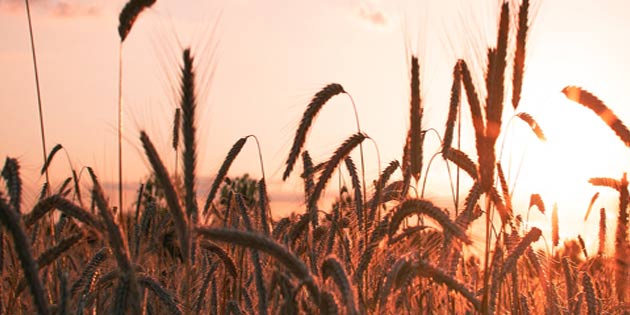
0,0,102,17
357,1,388,27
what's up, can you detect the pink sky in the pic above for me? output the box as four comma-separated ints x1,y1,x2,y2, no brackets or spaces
3,0,630,250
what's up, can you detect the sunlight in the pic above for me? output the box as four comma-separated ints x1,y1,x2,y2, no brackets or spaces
502,89,630,252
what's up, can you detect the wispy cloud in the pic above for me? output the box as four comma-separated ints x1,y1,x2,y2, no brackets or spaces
0,0,102,17
356,1,388,27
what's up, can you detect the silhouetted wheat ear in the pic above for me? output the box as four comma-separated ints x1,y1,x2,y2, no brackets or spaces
321,255,357,315
500,227,541,279
283,83,345,181
528,193,545,214
442,60,462,154
180,48,199,223
195,227,321,301
301,150,315,199
389,198,471,244
404,55,423,181
414,253,481,311
71,247,108,296
25,195,102,230
460,60,484,138
138,274,183,315
578,235,588,258
443,147,478,180
512,0,529,110
563,86,630,147
203,137,247,215
561,257,576,307
200,240,237,278
485,2,508,138
460,183,482,224
40,143,62,176
168,112,180,162
516,112,546,141
118,0,156,42
308,132,367,215
584,192,600,221
497,163,512,212
36,232,83,269
0,196,49,315
599,207,606,255
368,160,400,228
258,178,271,235
140,131,190,262
2,157,22,214
344,157,363,232
582,273,597,315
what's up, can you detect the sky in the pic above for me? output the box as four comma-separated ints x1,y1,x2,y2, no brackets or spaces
2,0,630,252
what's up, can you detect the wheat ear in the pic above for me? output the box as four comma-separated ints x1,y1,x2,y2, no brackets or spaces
308,133,367,215
140,131,190,262
138,274,183,315
321,255,357,315
512,0,529,110
389,198,471,244
118,0,156,41
195,227,321,300
2,158,22,214
442,60,462,154
344,157,363,232
203,137,247,215
283,83,345,180
563,86,630,147
180,48,199,223
25,195,102,230
443,148,478,180
403,55,423,181
582,272,597,315
516,112,546,141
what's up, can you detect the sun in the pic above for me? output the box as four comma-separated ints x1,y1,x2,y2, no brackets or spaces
499,89,630,251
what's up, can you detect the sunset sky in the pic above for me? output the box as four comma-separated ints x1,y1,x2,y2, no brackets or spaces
2,0,630,250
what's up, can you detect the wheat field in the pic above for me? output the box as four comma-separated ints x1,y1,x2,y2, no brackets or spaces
1,0,630,314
